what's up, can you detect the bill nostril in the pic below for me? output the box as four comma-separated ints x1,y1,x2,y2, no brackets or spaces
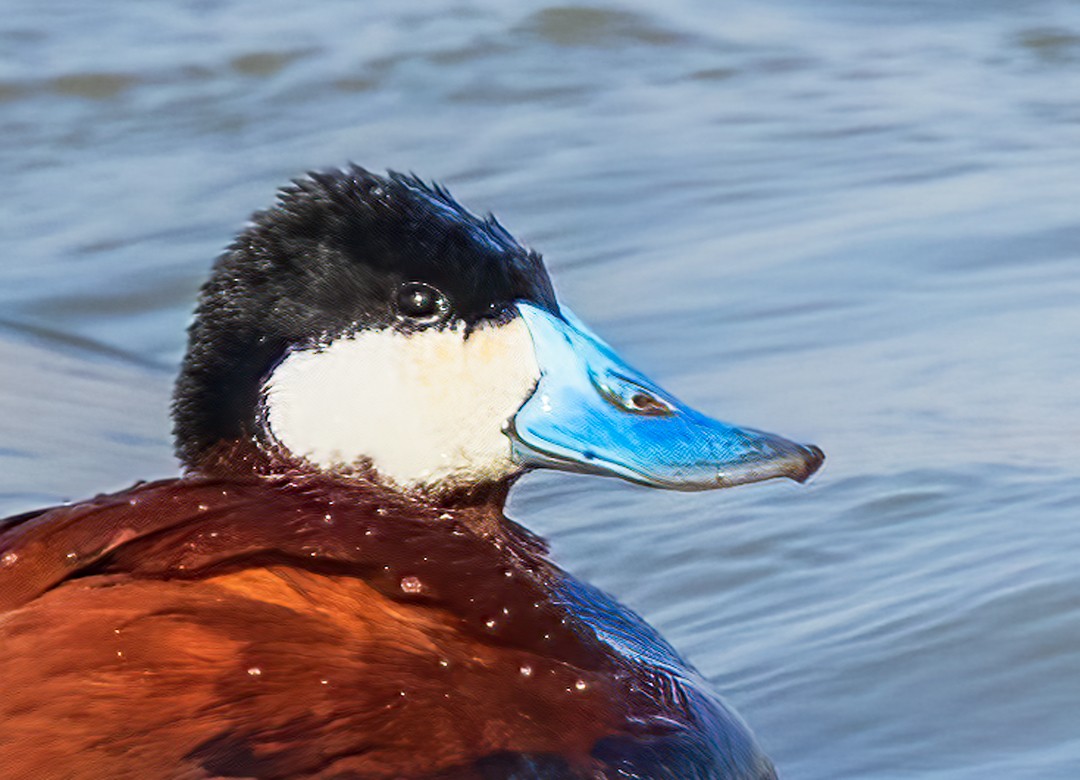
591,372,675,417
628,391,672,416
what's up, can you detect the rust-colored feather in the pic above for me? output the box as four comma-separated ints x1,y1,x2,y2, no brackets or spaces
0,477,639,779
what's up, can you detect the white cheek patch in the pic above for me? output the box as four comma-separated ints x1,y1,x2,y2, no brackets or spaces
262,318,541,491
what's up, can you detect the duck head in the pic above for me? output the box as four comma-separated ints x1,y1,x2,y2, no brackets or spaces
173,166,823,497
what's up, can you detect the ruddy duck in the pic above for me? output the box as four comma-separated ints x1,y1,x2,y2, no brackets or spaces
0,167,822,779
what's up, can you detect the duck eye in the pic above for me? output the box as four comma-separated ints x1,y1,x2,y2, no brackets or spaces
395,282,449,324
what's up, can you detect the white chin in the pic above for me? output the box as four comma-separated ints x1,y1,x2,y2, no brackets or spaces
261,317,541,492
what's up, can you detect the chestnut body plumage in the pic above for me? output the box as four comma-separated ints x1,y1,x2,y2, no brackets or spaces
0,167,821,779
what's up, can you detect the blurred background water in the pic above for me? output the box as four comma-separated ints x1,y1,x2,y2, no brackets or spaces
2,0,1079,777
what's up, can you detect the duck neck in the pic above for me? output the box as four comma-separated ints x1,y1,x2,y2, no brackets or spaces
183,437,538,548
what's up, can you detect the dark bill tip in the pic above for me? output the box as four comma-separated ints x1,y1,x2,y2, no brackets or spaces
710,438,825,490
790,444,825,484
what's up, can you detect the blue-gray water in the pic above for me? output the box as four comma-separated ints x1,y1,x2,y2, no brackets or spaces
2,1,1079,777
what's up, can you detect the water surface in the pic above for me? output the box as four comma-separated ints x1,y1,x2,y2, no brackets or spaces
2,1,1079,777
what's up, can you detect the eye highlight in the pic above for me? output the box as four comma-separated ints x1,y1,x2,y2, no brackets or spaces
395,282,450,325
